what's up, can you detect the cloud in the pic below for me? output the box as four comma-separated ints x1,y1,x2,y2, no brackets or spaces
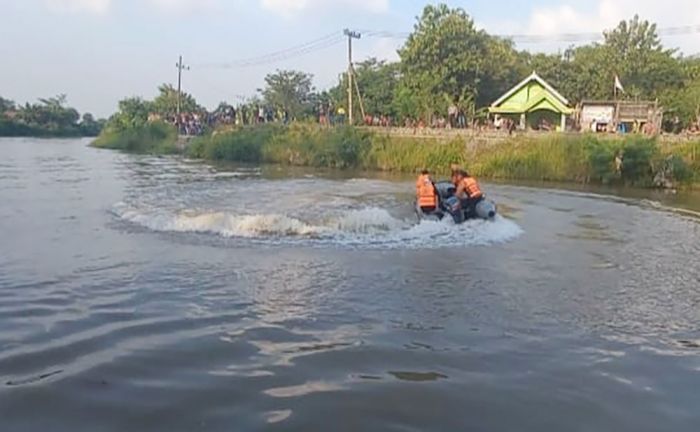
260,0,390,17
45,0,111,14
148,0,220,14
44,0,221,15
355,37,401,62
517,0,700,54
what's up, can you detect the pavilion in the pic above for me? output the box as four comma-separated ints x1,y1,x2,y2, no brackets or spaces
489,72,573,132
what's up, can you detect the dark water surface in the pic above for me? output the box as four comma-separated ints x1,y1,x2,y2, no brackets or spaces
1,138,699,431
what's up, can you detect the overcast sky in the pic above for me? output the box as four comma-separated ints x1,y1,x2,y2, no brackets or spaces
2,0,699,117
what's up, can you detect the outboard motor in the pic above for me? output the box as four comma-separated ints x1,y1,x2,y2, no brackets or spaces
434,181,456,201
475,199,497,220
443,196,465,224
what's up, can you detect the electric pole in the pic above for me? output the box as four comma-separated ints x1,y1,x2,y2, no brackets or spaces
344,29,361,125
175,55,190,118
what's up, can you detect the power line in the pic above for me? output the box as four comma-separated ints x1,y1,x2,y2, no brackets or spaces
361,24,700,44
193,23,700,72
239,36,344,66
199,32,344,69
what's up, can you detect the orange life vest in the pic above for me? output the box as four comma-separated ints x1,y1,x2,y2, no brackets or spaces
416,174,437,208
459,176,483,199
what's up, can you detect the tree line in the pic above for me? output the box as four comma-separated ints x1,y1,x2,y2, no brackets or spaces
263,4,700,130
106,3,700,135
328,4,700,130
0,95,104,137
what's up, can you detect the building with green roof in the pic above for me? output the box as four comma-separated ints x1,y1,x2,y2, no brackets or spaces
489,72,573,132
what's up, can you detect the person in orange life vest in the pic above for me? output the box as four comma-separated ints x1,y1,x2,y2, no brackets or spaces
416,169,439,214
454,170,484,217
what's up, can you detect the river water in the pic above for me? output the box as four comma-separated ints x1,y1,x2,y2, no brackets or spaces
1,138,699,431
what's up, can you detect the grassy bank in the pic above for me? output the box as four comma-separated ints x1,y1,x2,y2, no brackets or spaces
186,124,699,187
96,122,700,187
92,121,178,154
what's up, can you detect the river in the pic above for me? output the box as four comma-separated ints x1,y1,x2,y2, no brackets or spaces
1,137,699,431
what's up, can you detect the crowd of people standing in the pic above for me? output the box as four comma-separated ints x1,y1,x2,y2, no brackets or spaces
152,99,700,137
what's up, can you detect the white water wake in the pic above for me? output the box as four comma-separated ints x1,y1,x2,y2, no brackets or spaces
112,204,523,249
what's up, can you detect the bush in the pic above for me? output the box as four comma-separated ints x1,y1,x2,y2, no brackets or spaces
655,154,694,186
586,137,618,184
92,121,177,154
620,137,657,185
188,124,282,162
188,124,372,169
584,136,661,186
323,127,372,168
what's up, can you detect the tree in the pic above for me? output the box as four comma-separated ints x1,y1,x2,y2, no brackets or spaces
562,45,613,101
398,4,498,120
108,97,152,131
0,96,15,113
17,95,80,129
304,90,333,119
151,84,201,117
79,112,103,136
478,37,528,108
665,57,700,127
601,16,684,99
392,82,422,121
260,70,314,119
331,58,401,118
0,94,101,137
522,51,581,98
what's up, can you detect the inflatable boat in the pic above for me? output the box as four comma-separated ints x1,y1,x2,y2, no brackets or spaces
416,181,497,223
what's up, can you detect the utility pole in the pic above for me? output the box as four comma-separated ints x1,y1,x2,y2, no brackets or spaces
344,29,361,125
175,55,190,118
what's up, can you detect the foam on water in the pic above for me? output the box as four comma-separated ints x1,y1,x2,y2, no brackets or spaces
115,205,322,238
113,203,523,249
332,208,404,234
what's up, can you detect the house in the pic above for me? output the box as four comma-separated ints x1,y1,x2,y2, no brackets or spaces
489,72,573,132
577,100,663,134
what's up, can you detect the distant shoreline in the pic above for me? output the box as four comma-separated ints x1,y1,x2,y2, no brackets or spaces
0,133,99,139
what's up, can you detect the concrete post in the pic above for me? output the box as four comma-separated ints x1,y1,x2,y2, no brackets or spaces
560,113,566,132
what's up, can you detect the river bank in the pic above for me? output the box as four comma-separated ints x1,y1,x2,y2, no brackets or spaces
92,123,700,188
0,124,100,138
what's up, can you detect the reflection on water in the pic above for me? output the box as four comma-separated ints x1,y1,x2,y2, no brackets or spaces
1,138,700,431
490,177,700,214
389,371,449,382
558,215,624,243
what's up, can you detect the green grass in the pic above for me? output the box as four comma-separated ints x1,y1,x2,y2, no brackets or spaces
92,122,178,154
659,139,700,181
187,123,373,169
103,122,700,187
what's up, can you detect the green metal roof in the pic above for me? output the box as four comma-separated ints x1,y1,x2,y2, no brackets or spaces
489,72,573,115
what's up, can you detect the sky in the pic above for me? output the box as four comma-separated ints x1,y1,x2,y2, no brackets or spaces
1,0,699,117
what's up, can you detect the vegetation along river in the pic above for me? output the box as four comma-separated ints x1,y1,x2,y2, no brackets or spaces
1,138,699,431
